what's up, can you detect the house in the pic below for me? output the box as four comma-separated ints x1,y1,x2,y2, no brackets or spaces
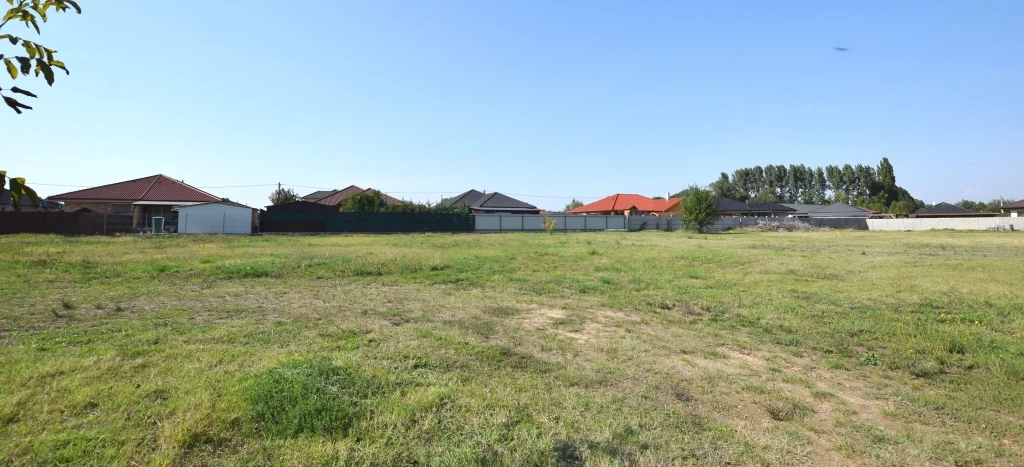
1,189,63,212
175,201,258,234
999,199,1024,217
304,185,402,207
910,202,996,218
806,202,877,218
47,175,221,229
712,197,754,217
780,204,825,218
745,202,797,217
569,194,680,216
265,200,339,213
301,190,337,202
444,190,540,214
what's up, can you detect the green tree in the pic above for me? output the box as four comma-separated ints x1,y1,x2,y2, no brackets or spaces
711,172,746,201
877,157,896,189
750,189,779,203
340,190,389,213
670,185,705,199
1,0,81,114
888,199,916,217
269,187,299,205
564,198,583,211
681,185,720,233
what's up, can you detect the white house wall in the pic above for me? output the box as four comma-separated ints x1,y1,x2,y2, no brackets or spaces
178,204,253,234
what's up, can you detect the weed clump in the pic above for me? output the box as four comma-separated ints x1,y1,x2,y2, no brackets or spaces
244,358,381,438
766,400,806,421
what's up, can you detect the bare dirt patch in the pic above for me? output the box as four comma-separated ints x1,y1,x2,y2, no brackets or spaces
519,306,634,344
667,346,914,465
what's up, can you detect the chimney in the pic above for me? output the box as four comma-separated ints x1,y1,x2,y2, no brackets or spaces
666,192,670,200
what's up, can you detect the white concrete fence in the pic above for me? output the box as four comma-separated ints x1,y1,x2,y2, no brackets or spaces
866,217,1023,231
474,214,1023,233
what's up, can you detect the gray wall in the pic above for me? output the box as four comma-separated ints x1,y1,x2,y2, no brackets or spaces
475,214,628,231
867,217,1023,231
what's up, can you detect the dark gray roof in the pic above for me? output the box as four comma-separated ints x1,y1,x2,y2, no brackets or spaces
914,202,977,216
444,189,485,208
807,202,874,218
747,202,796,212
443,190,536,211
713,197,751,212
781,203,825,215
473,192,537,211
302,190,337,201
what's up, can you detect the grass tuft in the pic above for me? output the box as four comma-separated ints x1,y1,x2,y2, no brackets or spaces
244,358,381,438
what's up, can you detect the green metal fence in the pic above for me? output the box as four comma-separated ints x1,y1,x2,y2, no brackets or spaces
262,212,474,233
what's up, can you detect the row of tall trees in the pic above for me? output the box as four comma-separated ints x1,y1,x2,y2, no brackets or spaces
696,158,924,214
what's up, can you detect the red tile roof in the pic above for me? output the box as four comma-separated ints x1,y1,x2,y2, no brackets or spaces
569,194,680,214
48,175,221,203
314,186,402,206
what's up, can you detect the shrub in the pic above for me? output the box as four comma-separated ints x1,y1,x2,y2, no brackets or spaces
541,216,557,234
244,358,381,438
681,185,720,233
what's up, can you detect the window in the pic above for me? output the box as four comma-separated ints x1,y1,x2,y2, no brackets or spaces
112,204,132,215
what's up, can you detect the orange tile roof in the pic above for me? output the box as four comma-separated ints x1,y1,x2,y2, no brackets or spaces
569,194,680,214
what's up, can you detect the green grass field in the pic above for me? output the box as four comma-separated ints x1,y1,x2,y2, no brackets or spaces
1,231,1022,466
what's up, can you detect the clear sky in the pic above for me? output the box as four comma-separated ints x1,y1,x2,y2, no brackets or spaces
5,0,1022,210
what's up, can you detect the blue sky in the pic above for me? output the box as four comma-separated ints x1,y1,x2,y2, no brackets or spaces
5,0,1022,210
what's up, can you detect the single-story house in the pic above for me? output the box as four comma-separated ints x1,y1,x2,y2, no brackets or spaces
175,201,258,234
781,204,825,218
1,189,63,212
47,174,222,229
999,199,1024,217
910,202,996,218
569,194,680,216
807,202,877,218
265,200,339,213
301,190,337,202
444,190,540,214
713,197,754,217
305,186,402,207
745,202,797,217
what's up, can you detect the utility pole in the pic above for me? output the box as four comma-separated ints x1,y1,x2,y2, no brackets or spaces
278,182,281,191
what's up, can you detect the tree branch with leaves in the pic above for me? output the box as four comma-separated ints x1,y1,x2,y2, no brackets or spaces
1,0,80,114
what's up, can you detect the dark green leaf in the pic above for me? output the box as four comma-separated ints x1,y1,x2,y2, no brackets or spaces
3,95,32,114
38,60,53,85
66,0,81,14
16,56,31,75
10,86,37,97
0,171,7,191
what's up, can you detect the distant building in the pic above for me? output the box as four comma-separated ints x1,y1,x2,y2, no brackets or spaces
1,189,63,212
999,199,1024,217
47,174,221,229
910,202,996,218
443,190,540,215
569,194,680,216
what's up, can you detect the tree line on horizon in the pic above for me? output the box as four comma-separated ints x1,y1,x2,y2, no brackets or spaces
672,158,927,216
